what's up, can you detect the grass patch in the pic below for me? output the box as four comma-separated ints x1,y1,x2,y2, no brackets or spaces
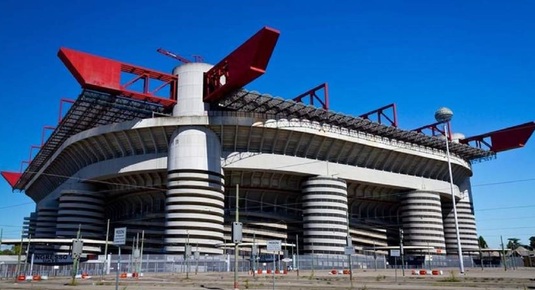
438,270,460,282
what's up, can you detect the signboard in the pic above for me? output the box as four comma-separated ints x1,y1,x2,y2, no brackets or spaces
33,254,73,265
72,240,83,258
114,227,127,245
344,246,354,255
133,249,141,259
266,240,281,252
390,249,401,257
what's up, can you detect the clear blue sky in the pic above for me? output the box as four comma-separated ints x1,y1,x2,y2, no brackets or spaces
0,0,533,249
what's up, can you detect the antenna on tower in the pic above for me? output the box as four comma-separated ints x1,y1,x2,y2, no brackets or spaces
157,48,203,64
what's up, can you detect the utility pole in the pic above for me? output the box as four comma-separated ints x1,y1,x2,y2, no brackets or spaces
233,184,241,290
103,219,110,276
345,210,354,289
500,236,507,271
140,230,145,274
23,235,31,274
71,225,82,285
399,228,405,276
186,231,190,279
296,234,299,277
252,233,256,278
15,230,23,279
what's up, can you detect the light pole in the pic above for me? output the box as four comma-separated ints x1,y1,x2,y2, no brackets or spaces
435,107,464,274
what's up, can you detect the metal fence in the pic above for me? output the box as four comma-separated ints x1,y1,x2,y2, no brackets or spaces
0,253,526,279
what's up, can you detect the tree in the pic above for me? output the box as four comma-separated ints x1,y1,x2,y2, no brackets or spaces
1,249,14,255
0,245,18,255
478,236,489,249
506,238,521,249
529,236,535,250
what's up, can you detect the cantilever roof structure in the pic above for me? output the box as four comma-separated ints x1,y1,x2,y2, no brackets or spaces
218,90,495,160
14,90,166,190
13,87,495,191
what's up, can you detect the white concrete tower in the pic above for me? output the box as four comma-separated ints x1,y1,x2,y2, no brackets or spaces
165,63,225,255
302,176,348,254
443,178,479,253
400,190,446,253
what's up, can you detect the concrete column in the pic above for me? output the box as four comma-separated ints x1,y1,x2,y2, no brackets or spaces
164,127,225,255
442,179,478,254
400,190,446,253
302,176,348,254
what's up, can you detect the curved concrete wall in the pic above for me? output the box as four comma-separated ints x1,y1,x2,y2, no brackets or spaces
302,176,348,254
56,185,104,239
35,207,58,239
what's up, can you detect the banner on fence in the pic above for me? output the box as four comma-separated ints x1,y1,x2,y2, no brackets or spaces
33,254,73,265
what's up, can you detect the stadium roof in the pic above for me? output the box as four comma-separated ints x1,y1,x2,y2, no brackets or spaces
11,88,494,191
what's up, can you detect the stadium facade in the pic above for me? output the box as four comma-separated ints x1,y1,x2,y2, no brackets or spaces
2,27,534,257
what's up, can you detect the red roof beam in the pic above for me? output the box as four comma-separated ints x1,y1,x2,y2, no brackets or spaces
19,160,29,173
359,103,398,127
41,126,55,146
292,83,329,110
58,98,75,123
204,27,280,102
460,122,535,152
413,121,452,140
58,48,177,109
28,145,41,161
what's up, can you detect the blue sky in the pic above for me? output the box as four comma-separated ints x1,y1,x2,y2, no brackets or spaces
0,0,533,249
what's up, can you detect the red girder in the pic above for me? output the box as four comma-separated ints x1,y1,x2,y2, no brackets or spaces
359,103,398,127
413,121,452,140
293,83,330,110
460,122,535,152
58,98,75,122
41,126,55,146
58,48,177,109
203,27,280,102
29,145,41,161
19,160,29,173
1,171,22,188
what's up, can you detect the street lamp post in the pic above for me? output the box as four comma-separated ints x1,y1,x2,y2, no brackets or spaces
435,107,464,274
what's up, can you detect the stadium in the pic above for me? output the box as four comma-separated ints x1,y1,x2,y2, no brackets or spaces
2,27,534,259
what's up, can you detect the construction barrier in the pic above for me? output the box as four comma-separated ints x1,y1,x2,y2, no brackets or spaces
120,272,127,278
32,274,42,281
411,269,443,276
419,269,428,275
17,274,25,281
431,269,443,275
255,269,288,275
